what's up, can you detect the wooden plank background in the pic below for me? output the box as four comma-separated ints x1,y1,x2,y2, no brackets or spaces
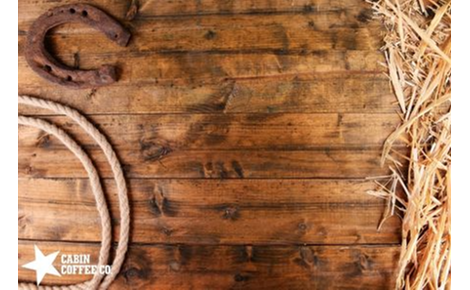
18,0,401,289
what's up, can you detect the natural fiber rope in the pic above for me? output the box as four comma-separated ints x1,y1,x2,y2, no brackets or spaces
18,116,110,290
18,95,130,290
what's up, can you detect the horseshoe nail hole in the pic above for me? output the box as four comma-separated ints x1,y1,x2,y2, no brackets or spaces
81,10,88,17
66,76,73,81
69,8,76,14
43,65,52,72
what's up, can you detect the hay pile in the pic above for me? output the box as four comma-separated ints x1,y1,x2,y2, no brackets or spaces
366,0,451,289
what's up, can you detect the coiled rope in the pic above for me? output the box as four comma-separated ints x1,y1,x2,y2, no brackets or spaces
18,95,130,290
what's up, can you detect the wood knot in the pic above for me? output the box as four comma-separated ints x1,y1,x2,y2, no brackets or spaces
204,30,216,40
223,206,240,221
169,261,181,272
36,134,52,148
303,4,316,12
297,222,308,233
234,273,249,282
139,139,172,162
231,161,244,178
122,266,149,281
18,213,28,230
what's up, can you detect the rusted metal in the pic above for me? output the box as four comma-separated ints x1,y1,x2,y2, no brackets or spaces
25,4,131,89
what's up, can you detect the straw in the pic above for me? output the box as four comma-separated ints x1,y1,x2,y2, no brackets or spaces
366,0,451,289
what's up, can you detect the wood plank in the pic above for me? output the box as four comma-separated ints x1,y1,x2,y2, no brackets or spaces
18,240,399,289
131,0,374,17
19,73,396,114
18,113,401,150
18,113,403,179
19,147,403,179
18,0,374,25
18,49,387,83
18,50,386,86
19,50,393,115
19,14,382,54
19,178,401,244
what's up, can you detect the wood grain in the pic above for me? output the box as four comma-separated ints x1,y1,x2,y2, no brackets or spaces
19,147,405,179
18,0,400,287
18,0,388,116
18,113,404,179
19,17,382,54
19,178,401,244
18,114,401,150
19,240,399,289
19,73,396,114
19,51,393,115
18,0,374,28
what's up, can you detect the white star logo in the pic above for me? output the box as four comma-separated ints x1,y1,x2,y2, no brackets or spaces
22,245,61,285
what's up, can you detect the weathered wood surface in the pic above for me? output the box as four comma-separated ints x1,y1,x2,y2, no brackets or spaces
19,240,399,289
18,114,403,179
19,178,401,244
18,0,400,288
19,114,401,149
19,147,404,179
18,0,374,27
18,0,391,116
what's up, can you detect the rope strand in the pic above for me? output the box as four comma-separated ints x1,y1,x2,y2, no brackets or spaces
18,96,130,290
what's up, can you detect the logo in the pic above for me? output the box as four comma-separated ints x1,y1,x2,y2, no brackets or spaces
22,245,111,285
22,245,61,285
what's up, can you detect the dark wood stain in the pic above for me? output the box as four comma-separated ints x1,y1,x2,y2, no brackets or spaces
147,197,162,216
204,30,217,40
139,139,173,162
303,4,316,12
231,160,244,178
121,247,152,284
36,133,52,149
357,9,374,23
234,272,250,282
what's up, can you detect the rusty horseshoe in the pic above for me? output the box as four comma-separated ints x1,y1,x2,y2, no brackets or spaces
25,4,131,89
